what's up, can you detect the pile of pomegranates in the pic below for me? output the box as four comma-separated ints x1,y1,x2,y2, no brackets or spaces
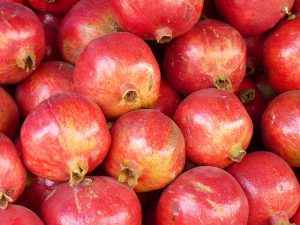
0,0,300,224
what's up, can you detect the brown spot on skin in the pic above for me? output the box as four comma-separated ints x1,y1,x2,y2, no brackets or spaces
193,182,213,193
206,199,224,212
172,203,180,222
74,190,82,213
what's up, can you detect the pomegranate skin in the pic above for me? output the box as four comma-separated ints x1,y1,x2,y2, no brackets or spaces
152,79,182,118
263,17,300,93
20,93,111,185
173,88,253,168
15,61,75,117
58,0,121,65
291,206,300,224
111,0,204,43
1,0,26,4
27,0,80,14
41,176,142,225
164,19,246,96
156,166,249,225
227,151,300,225
0,204,44,225
261,90,300,167
0,133,27,209
214,0,294,36
104,109,186,192
16,174,59,216
293,0,300,12
235,76,266,132
73,32,161,120
244,35,264,75
0,2,46,84
0,87,19,139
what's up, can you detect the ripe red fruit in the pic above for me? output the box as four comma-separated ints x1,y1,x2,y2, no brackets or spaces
111,0,204,43
16,174,59,216
15,61,75,117
293,0,300,13
291,206,300,224
264,16,300,93
0,87,19,139
164,19,246,96
73,32,161,120
20,93,111,185
235,76,266,132
0,204,44,225
1,0,26,4
214,0,294,36
27,0,80,14
0,2,46,84
0,133,27,209
38,12,63,61
244,35,264,75
41,176,142,225
174,88,253,168
261,90,300,167
152,79,182,118
227,151,300,225
58,0,121,65
104,109,185,192
156,166,249,225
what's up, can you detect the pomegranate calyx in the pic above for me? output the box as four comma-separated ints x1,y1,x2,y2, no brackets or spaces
69,162,88,186
282,5,296,20
0,191,13,209
238,88,255,104
154,27,172,44
229,144,246,162
118,168,138,189
214,77,232,91
269,212,295,225
123,89,139,104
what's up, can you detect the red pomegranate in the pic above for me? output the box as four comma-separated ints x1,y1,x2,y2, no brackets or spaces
173,88,253,168
156,166,249,225
293,0,300,13
16,174,59,216
291,206,300,224
264,16,300,93
111,0,204,43
38,12,63,61
20,93,111,185
15,61,75,117
164,19,246,96
235,76,266,132
1,0,26,4
261,90,300,167
104,109,185,192
255,73,278,103
152,79,182,118
0,2,46,84
244,35,264,75
58,0,121,64
0,204,44,225
227,151,300,225
0,87,19,139
27,0,80,14
214,0,294,36
41,176,142,225
0,133,27,209
73,32,161,120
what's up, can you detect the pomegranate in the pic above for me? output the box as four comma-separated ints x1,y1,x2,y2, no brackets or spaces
264,16,300,93
15,61,75,117
156,166,249,225
173,88,253,168
1,0,26,4
293,0,300,12
58,0,121,65
0,2,46,84
152,79,182,118
0,204,44,225
20,93,111,185
41,176,142,225
244,35,264,75
38,12,63,61
0,133,27,209
261,90,300,167
214,0,294,36
227,151,300,225
164,19,246,96
0,87,19,139
255,73,278,103
16,174,59,216
27,0,80,14
104,109,185,192
73,32,161,120
111,0,204,43
291,206,300,224
235,76,266,132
